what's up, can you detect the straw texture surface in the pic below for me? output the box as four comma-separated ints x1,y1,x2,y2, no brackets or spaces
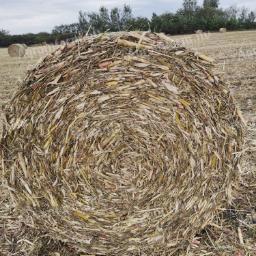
1,32,244,255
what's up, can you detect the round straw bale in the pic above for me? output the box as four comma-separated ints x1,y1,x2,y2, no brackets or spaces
219,28,227,33
1,32,244,255
60,40,66,45
8,43,26,57
195,29,203,34
22,43,28,49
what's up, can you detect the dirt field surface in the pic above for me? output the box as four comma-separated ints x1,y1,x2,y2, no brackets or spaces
0,31,255,255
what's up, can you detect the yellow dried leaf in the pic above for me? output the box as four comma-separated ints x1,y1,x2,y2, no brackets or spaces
196,53,215,63
73,210,90,222
106,81,118,87
180,99,191,107
44,137,52,149
47,192,59,208
117,39,151,49
210,154,218,168
175,112,183,128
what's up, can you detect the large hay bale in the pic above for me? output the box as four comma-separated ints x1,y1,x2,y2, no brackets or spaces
22,43,28,49
0,32,244,255
195,29,203,34
219,28,227,33
8,43,26,57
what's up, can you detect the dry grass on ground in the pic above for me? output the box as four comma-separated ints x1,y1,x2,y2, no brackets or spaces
0,45,58,134
0,31,255,255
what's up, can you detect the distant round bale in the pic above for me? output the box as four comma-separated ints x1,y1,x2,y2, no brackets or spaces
195,29,203,34
219,28,227,33
22,43,28,49
8,44,26,57
1,32,244,255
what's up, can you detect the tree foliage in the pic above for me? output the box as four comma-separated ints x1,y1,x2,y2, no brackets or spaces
203,0,219,9
0,29,9,36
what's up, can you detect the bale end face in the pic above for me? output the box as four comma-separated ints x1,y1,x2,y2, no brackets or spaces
219,28,227,33
1,32,244,255
22,43,28,49
195,30,203,34
8,44,26,57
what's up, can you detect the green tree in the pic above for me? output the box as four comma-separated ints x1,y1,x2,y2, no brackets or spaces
199,0,225,30
225,6,238,19
78,11,90,34
99,7,111,31
183,0,198,13
239,7,248,23
0,29,9,36
151,13,162,32
248,11,256,23
245,11,256,29
121,5,133,30
128,17,150,31
110,7,121,31
203,0,219,9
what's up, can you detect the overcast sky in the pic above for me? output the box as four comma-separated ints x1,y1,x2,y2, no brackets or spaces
0,0,256,35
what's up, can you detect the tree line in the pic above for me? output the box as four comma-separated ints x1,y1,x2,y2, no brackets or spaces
0,0,255,47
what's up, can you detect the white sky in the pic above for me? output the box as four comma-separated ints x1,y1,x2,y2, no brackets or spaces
0,0,255,34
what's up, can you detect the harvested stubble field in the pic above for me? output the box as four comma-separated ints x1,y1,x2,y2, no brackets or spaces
0,44,58,134
0,31,255,255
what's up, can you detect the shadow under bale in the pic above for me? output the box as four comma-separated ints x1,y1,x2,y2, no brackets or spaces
0,32,244,255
